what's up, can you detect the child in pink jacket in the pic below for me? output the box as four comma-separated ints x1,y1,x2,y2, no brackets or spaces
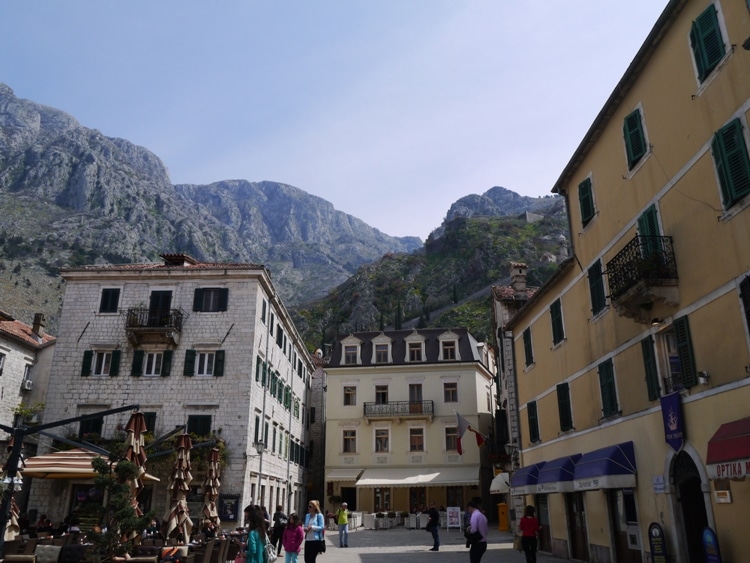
282,513,304,563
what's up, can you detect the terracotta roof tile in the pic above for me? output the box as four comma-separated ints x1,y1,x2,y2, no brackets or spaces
0,318,56,349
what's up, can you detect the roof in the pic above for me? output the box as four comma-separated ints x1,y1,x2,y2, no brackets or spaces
490,285,537,301
0,312,55,349
61,253,265,274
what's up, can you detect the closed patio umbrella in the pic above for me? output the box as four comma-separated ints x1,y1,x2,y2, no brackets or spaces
1,439,23,542
201,447,221,532
162,433,193,542
122,411,148,540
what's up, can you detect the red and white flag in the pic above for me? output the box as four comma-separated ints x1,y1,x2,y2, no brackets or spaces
456,412,487,455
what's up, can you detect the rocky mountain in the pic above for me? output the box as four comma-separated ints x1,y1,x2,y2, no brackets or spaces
0,83,421,330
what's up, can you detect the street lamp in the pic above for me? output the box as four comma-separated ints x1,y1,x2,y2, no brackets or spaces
253,441,266,456
504,442,519,468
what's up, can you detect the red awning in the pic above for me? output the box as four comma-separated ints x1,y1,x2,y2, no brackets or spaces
706,417,750,480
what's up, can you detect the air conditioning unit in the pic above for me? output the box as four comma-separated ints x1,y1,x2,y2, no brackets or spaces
22,380,33,391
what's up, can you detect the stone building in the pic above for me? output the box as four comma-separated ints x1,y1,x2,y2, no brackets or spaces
27,254,313,530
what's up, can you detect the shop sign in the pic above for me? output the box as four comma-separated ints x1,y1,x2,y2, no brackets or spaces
702,526,722,563
708,458,750,480
647,523,669,563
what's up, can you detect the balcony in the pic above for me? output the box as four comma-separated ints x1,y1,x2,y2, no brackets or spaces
606,235,679,323
363,400,434,423
125,307,184,346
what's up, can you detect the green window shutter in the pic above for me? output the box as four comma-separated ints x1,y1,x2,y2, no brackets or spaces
262,362,268,386
218,288,229,312
214,350,225,377
674,316,698,388
556,383,573,431
131,350,144,377
624,109,647,169
578,178,595,226
641,336,661,401
271,373,277,395
285,386,291,409
637,205,661,257
527,401,540,443
109,350,121,376
193,289,204,312
598,359,619,417
161,350,173,377
255,356,262,381
81,351,93,377
523,328,534,366
690,5,725,81
184,350,196,376
550,299,564,344
740,276,750,333
712,119,750,208
588,260,606,315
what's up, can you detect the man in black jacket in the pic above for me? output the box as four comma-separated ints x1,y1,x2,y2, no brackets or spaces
427,502,440,551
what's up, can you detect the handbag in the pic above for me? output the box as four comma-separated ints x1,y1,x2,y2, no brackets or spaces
318,539,326,553
264,534,278,563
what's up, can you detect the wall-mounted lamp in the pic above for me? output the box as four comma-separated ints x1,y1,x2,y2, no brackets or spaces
251,441,267,456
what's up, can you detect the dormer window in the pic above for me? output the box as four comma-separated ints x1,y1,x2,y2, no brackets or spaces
438,331,461,361
375,344,389,363
442,341,456,361
408,342,423,362
344,346,358,365
371,333,393,364
340,335,363,365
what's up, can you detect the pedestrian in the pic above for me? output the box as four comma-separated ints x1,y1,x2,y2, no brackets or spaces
303,499,325,563
282,513,304,563
426,502,440,551
519,505,542,563
335,502,349,547
246,506,267,563
465,501,488,563
272,504,288,556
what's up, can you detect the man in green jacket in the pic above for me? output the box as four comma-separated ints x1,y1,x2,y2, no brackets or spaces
336,502,349,547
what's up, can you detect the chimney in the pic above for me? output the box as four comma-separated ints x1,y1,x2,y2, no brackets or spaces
510,262,528,298
32,313,46,337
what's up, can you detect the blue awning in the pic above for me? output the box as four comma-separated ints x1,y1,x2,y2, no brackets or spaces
573,441,637,491
510,462,546,495
537,453,582,493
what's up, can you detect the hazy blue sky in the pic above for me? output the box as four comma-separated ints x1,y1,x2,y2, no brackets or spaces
2,1,668,240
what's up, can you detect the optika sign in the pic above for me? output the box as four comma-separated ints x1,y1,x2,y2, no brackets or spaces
709,459,750,480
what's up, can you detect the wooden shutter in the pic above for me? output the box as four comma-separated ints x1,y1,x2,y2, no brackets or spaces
214,350,225,377
674,317,698,388
527,401,540,443
184,350,196,376
641,336,661,401
557,383,573,431
578,178,595,226
110,350,121,376
690,5,725,81
624,109,647,169
712,119,750,207
81,351,93,377
523,328,534,366
550,300,564,344
588,260,606,314
131,350,144,377
218,288,229,312
598,359,618,417
162,350,173,377
193,289,204,312
740,276,750,334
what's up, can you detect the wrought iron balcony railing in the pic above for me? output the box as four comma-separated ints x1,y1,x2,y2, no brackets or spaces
125,308,184,331
606,235,678,300
363,400,434,418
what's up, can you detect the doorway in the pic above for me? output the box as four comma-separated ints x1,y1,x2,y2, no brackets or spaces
672,451,708,563
341,487,356,511
565,492,589,561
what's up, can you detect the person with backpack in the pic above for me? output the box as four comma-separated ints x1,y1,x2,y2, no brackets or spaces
335,502,349,548
272,504,288,557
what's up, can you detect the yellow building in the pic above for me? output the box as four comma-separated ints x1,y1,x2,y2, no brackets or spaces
323,328,496,516
500,1,750,562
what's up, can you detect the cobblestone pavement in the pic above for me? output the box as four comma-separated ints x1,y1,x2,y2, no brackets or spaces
294,525,563,563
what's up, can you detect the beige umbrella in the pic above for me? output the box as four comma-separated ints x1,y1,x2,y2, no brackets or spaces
162,433,193,542
201,447,221,532
122,411,148,540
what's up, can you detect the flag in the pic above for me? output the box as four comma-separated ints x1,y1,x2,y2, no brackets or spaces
456,412,487,455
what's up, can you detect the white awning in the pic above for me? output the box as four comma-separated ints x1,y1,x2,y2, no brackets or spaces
489,472,510,494
326,468,363,481
356,466,478,488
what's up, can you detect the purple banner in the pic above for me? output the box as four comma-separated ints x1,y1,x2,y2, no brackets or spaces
660,392,684,452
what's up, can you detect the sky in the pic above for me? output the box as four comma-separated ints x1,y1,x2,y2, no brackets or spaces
2,1,669,240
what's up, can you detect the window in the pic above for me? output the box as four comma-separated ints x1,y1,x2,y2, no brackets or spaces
641,335,662,401
343,386,357,406
445,427,458,451
550,299,565,345
375,385,389,405
254,415,260,443
741,276,750,335
409,428,424,452
344,346,357,365
261,299,267,323
623,108,647,170
598,359,619,418
556,383,573,432
443,382,458,403
712,119,750,209
375,344,389,363
522,328,534,367
375,429,389,452
578,178,595,227
99,288,120,313
271,373,278,395
187,415,212,437
343,430,357,453
690,4,725,81
442,341,456,360
183,350,224,377
196,352,215,376
193,288,228,312
527,401,540,443
276,326,284,348
132,350,172,377
408,342,423,362
79,416,103,438
374,488,390,512
81,350,121,377
588,260,606,315
0,353,5,376
143,412,157,433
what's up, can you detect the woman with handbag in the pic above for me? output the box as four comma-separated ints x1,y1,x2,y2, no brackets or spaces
303,500,325,563
246,506,268,563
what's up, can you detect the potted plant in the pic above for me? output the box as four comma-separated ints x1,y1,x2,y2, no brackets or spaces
375,512,385,529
